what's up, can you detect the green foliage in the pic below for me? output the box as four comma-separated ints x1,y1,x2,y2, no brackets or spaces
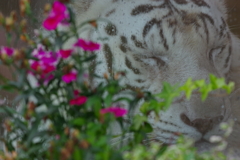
141,75,234,116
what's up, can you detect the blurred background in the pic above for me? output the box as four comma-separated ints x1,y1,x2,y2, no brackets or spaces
226,0,240,37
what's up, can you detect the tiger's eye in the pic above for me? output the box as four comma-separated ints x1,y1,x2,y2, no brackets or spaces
138,56,167,67
149,56,166,67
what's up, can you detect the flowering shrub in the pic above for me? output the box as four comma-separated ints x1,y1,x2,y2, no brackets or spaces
0,1,235,160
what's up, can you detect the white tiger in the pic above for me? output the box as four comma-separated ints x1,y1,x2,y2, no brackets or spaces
72,0,240,155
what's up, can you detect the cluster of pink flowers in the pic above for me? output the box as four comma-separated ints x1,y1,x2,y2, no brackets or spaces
28,37,101,85
100,107,128,118
28,1,127,118
43,1,69,30
29,45,59,84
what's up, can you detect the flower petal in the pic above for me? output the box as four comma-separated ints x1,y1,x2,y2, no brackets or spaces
59,49,72,59
62,71,77,83
100,107,128,118
74,39,100,51
43,16,60,30
69,96,87,105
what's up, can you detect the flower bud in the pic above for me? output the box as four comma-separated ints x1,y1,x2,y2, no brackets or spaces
71,129,80,139
60,148,71,160
20,59,29,68
65,140,74,153
41,38,51,48
0,12,4,25
20,0,30,16
13,49,25,61
28,101,36,111
114,72,120,80
89,20,98,28
79,140,89,149
20,34,27,42
83,81,89,88
5,17,14,31
103,73,109,79
44,3,52,14
137,91,144,99
10,11,17,21
62,65,73,74
64,127,70,135
20,19,27,33
28,40,35,46
4,120,12,132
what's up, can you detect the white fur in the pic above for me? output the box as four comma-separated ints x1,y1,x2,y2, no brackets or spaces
73,0,240,152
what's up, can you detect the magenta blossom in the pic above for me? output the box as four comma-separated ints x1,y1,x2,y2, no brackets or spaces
29,45,59,85
30,61,56,85
69,96,87,106
62,70,77,83
59,49,72,59
73,90,80,97
43,1,69,30
0,46,14,56
74,39,100,51
31,45,59,65
100,107,128,118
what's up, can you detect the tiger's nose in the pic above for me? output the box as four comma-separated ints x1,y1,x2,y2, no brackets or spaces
180,113,224,135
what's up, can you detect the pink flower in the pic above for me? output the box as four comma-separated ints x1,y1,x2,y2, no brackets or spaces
43,17,61,30
59,49,72,59
74,39,100,51
69,96,87,105
100,107,128,118
30,61,56,84
62,70,77,83
52,1,67,14
73,90,80,96
31,45,59,65
0,46,14,56
29,45,59,85
43,1,69,30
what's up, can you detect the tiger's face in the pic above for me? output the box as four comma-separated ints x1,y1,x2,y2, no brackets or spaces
76,0,239,146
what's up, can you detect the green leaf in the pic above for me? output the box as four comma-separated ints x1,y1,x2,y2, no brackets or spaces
194,79,205,88
131,115,147,130
223,82,235,94
72,118,85,126
156,82,180,108
199,84,212,101
73,148,81,159
141,122,153,133
209,74,225,89
104,94,113,107
85,96,102,108
180,78,197,100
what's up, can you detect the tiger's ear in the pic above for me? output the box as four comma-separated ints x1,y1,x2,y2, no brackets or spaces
227,34,240,89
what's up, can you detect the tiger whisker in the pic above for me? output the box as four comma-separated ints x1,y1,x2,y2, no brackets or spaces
228,24,240,28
